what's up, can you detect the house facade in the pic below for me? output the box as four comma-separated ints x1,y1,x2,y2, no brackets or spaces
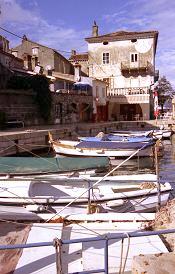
91,78,108,122
11,36,95,124
12,36,74,77
69,50,89,75
85,23,159,121
0,35,24,89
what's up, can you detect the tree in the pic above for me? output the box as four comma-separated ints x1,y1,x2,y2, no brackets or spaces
157,76,175,113
31,75,52,122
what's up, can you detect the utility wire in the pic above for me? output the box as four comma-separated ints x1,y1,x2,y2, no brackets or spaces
0,26,72,54
0,26,22,39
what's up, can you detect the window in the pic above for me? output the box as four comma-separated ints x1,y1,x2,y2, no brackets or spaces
102,87,106,97
103,52,110,64
96,86,99,97
32,47,39,56
131,53,138,63
12,51,18,57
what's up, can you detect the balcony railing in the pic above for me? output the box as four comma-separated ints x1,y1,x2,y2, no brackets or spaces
55,89,93,96
107,87,150,97
107,87,150,104
121,61,153,72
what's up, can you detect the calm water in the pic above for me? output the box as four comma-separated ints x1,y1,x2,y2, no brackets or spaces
159,135,175,185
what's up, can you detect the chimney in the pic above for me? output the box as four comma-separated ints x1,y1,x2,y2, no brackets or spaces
71,49,76,56
22,35,28,43
74,62,81,82
92,21,98,37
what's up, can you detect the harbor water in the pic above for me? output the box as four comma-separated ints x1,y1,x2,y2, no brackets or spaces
159,135,175,196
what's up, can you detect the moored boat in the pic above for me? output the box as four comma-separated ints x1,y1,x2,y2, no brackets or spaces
0,177,171,214
153,129,172,139
49,134,155,158
0,156,109,176
79,134,154,143
111,128,173,140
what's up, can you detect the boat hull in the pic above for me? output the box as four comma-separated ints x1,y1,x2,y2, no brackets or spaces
52,141,154,157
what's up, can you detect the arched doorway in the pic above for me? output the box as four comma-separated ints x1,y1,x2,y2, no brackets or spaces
120,104,143,120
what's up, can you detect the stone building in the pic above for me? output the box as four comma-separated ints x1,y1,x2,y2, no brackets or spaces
0,36,24,89
69,50,89,75
12,36,74,77
8,35,108,125
84,22,158,121
11,36,95,124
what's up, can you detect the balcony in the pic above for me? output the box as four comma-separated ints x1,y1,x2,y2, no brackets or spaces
121,61,154,74
107,87,150,104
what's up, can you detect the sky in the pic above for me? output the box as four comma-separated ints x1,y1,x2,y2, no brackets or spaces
0,0,175,85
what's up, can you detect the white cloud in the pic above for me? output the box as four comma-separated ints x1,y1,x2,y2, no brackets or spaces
1,0,174,86
0,0,89,54
102,0,175,86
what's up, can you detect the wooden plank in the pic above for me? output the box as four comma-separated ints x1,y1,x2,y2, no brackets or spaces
14,224,63,274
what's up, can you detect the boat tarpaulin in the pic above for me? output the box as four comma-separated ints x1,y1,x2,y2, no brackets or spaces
76,140,155,150
0,156,109,175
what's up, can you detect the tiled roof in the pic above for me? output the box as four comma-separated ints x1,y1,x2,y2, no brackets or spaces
85,30,159,43
69,53,88,62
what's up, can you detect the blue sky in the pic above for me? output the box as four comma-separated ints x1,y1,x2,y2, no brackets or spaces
0,0,175,85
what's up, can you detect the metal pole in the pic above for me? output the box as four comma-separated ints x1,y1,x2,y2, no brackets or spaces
137,154,140,171
155,141,161,211
104,238,109,274
88,181,91,214
2,228,175,250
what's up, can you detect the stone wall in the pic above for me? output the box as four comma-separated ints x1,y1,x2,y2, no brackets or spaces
0,89,94,127
0,89,42,126
52,93,93,124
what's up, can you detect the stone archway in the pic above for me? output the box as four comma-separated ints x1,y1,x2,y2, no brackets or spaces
120,104,143,121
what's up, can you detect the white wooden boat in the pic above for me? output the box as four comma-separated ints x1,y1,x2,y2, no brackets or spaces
111,129,172,140
110,130,153,137
153,129,172,139
0,177,171,213
10,172,157,182
49,134,155,158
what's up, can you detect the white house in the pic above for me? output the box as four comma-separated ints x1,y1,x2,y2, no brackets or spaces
85,22,158,121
